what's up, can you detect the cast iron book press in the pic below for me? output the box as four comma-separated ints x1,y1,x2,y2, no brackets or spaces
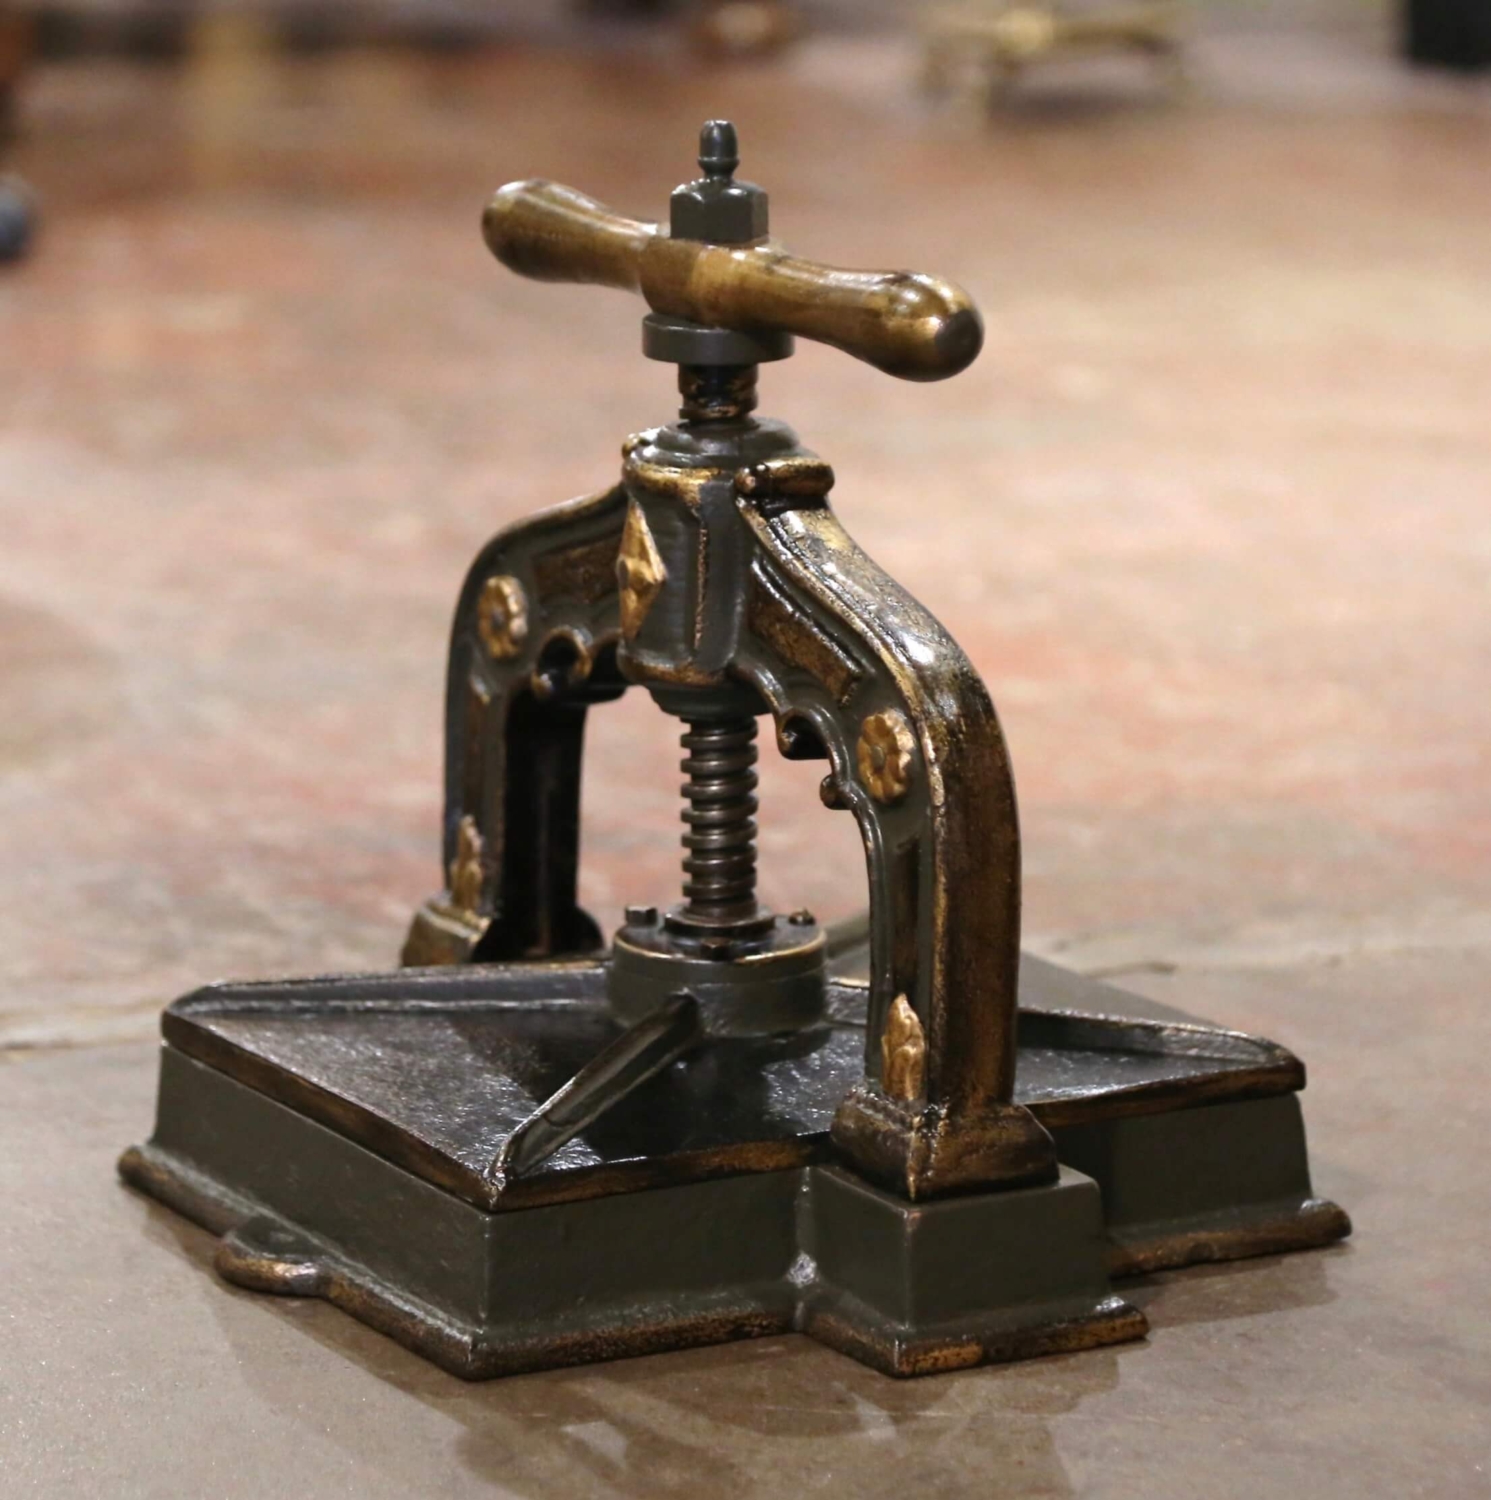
123,124,1349,1379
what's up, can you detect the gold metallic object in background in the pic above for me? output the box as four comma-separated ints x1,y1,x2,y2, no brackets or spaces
689,0,802,58
922,1,1185,104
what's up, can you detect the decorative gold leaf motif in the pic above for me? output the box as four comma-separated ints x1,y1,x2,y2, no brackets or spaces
857,708,916,803
881,994,926,1102
617,500,667,640
477,575,529,660
448,815,486,915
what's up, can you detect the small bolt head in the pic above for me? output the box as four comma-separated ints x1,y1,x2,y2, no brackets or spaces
787,909,816,927
624,904,660,927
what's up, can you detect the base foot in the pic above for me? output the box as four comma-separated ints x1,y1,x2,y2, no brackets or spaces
119,1056,1146,1381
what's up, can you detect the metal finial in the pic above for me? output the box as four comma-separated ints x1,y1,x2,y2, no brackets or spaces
698,121,739,180
667,118,765,251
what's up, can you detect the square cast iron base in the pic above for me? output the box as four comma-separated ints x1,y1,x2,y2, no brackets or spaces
125,1051,1145,1378
119,957,1348,1380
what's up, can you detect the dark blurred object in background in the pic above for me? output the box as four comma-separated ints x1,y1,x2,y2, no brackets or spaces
0,6,32,139
0,5,34,262
1403,0,1491,69
26,0,813,62
0,175,32,259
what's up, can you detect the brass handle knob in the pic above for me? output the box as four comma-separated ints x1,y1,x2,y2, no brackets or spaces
482,179,983,382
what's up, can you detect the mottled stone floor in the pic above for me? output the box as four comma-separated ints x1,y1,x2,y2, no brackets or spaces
1,7,1487,1496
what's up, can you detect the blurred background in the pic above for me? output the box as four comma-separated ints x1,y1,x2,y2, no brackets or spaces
2,2,1490,1493
1,0,1488,1050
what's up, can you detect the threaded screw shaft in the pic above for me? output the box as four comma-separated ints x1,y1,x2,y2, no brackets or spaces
677,716,760,930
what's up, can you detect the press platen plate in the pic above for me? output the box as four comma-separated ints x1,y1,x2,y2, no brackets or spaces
120,953,1348,1378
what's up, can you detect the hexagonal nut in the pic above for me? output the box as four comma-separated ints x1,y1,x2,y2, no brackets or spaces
477,575,529,660
857,709,916,804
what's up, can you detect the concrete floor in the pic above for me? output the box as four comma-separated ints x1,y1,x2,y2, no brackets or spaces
1,8,1489,1496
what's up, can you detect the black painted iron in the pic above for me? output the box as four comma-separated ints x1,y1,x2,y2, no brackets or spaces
122,123,1349,1380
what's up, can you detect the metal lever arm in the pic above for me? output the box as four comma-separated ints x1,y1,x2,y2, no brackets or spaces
483,180,984,382
491,993,703,1183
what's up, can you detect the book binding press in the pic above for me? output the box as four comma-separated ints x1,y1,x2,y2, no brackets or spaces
122,123,1348,1379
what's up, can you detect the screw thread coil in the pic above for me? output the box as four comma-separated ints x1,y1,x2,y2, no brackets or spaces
678,364,759,421
678,718,759,924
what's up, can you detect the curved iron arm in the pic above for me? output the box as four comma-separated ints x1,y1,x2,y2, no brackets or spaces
733,501,1054,1196
402,464,1054,1198
402,486,628,967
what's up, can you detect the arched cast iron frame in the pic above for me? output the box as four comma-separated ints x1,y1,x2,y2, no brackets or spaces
405,472,1056,1199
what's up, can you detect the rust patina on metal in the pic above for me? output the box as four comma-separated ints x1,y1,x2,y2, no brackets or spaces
122,122,1348,1381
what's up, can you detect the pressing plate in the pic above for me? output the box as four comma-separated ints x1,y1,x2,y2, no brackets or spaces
154,953,1306,1212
